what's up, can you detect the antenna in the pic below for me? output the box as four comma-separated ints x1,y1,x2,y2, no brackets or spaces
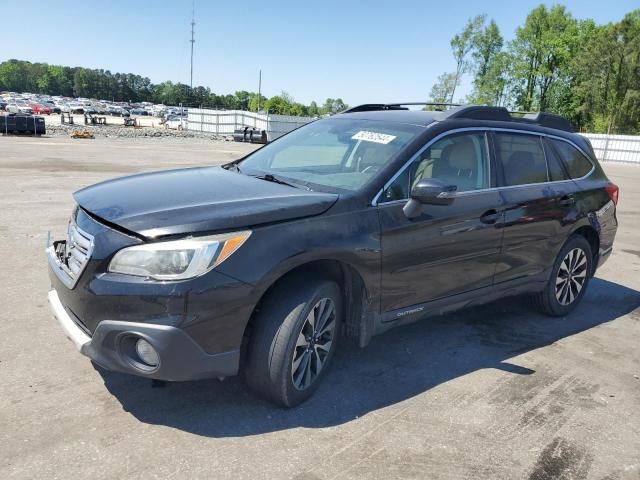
189,1,195,90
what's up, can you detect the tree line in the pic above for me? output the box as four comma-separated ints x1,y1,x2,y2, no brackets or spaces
0,59,348,116
430,6,640,133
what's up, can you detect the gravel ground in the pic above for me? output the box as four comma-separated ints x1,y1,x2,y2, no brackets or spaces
2,113,228,140
44,122,226,140
0,136,639,480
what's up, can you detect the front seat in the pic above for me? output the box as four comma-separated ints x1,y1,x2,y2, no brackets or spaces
431,139,478,191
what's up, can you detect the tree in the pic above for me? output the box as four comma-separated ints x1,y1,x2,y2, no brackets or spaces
508,5,578,111
320,98,348,115
308,101,319,116
0,59,340,117
264,93,294,115
427,72,459,106
449,15,485,102
568,10,640,132
466,18,507,105
248,93,268,112
234,90,251,110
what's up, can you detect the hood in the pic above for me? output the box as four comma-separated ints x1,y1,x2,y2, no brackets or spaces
74,166,338,238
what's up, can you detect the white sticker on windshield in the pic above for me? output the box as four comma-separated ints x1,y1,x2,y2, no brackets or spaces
351,131,396,144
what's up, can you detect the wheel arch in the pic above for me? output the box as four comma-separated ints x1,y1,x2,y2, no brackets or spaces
570,224,600,275
240,258,372,364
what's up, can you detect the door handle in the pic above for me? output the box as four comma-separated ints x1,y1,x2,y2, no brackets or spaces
559,194,576,206
480,209,500,224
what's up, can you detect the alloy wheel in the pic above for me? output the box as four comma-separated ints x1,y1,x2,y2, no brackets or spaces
291,297,336,390
555,248,588,306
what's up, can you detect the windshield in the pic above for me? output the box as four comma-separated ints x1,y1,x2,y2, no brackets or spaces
238,117,423,192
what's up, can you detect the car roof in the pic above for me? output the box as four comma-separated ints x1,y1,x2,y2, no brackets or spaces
338,110,438,127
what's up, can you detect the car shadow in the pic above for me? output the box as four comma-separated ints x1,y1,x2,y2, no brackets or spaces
95,278,640,437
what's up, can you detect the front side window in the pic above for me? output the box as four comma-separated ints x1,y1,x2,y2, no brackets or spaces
496,133,548,186
239,118,422,192
550,139,593,179
382,132,490,202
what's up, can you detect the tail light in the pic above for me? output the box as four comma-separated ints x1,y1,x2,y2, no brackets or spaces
605,183,619,206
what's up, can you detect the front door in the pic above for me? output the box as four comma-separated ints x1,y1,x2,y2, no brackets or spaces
377,131,505,315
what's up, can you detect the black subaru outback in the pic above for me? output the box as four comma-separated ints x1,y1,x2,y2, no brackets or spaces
47,104,619,406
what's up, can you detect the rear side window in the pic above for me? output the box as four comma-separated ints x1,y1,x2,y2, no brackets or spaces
550,139,593,179
495,133,547,186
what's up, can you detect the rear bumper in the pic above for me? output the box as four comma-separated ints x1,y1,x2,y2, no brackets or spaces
48,289,240,381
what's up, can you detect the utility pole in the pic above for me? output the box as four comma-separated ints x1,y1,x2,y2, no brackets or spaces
190,1,195,90
257,69,262,111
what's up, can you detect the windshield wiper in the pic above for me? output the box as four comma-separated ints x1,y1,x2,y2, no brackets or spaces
223,162,242,173
254,173,302,189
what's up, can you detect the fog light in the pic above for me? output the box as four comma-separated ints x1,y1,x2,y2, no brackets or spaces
135,339,159,367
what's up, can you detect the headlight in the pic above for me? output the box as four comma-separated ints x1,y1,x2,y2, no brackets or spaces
108,231,251,280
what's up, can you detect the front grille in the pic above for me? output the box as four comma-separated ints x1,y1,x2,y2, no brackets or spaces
65,221,94,284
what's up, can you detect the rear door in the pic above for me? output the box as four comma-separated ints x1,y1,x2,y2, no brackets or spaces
492,131,576,285
377,130,505,314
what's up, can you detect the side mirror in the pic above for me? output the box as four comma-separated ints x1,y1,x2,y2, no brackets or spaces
403,179,457,218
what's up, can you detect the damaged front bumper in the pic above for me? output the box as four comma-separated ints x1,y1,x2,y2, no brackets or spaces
47,288,240,381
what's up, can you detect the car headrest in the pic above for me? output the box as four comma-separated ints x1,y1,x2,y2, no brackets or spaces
359,143,390,166
447,140,476,170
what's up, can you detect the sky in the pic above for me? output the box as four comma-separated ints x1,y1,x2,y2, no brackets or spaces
3,0,638,106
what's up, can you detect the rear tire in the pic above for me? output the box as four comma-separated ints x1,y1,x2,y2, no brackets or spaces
532,235,593,316
245,273,342,407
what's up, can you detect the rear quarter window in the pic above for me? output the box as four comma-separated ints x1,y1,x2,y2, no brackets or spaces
550,139,593,179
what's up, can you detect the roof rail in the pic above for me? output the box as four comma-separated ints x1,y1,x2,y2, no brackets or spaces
439,106,573,131
438,105,512,122
519,112,573,132
344,103,573,132
343,102,461,113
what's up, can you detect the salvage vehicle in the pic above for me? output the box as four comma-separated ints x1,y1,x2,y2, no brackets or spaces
6,100,33,114
130,108,149,116
38,99,61,114
164,114,187,130
62,102,86,114
47,104,619,406
29,102,52,115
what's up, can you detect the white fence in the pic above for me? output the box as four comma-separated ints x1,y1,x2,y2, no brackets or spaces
187,108,315,140
582,133,640,164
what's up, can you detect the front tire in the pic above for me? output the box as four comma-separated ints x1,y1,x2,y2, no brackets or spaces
533,235,593,316
245,274,342,407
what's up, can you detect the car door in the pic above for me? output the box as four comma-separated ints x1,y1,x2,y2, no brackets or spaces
377,130,505,315
491,131,575,285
